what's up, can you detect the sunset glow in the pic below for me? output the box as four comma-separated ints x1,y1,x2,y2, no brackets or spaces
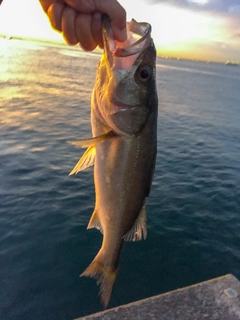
0,0,64,42
0,0,239,63
122,1,240,62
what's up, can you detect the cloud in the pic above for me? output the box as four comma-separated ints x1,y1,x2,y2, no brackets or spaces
145,0,240,12
229,5,240,13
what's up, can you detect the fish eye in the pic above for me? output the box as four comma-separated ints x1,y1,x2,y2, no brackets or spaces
136,65,152,83
140,68,150,79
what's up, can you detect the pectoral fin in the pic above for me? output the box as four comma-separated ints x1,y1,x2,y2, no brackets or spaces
68,131,117,148
69,146,95,175
123,203,147,241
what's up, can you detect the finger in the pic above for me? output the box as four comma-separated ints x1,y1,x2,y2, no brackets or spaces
75,13,97,51
91,12,103,49
47,2,65,31
65,0,127,42
65,0,92,12
93,0,127,42
40,0,64,13
61,6,78,45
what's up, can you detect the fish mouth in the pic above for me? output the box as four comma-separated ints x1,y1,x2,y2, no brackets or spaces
102,15,151,61
110,102,137,115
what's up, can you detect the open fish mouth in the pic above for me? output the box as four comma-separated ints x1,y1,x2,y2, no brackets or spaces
102,15,152,68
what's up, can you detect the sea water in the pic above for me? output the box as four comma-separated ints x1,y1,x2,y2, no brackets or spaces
1,39,240,319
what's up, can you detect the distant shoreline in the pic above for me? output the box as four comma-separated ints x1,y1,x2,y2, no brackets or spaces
0,34,102,56
0,33,70,48
0,34,239,66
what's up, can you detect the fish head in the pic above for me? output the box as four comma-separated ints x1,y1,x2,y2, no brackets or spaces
93,16,157,136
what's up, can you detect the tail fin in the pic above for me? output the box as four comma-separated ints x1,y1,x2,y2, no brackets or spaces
80,260,118,308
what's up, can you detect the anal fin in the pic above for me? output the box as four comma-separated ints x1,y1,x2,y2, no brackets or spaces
87,209,103,234
69,146,95,175
123,203,147,241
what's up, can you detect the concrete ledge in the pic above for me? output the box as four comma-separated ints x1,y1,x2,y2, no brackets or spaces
76,274,240,320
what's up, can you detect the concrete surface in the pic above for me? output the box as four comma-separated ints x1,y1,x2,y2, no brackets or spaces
76,274,240,320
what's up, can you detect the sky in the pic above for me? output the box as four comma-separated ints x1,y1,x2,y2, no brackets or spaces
0,0,239,63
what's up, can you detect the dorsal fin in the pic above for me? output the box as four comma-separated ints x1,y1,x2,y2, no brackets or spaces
123,203,147,241
69,146,95,175
87,209,103,234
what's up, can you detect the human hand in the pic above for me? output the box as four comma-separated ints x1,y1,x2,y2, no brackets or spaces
39,0,126,50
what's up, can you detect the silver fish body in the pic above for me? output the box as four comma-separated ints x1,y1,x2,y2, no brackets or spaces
70,17,158,307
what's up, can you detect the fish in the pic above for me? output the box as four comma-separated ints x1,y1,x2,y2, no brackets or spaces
69,15,158,308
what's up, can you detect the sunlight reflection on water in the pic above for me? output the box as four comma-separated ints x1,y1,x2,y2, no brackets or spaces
1,39,240,320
